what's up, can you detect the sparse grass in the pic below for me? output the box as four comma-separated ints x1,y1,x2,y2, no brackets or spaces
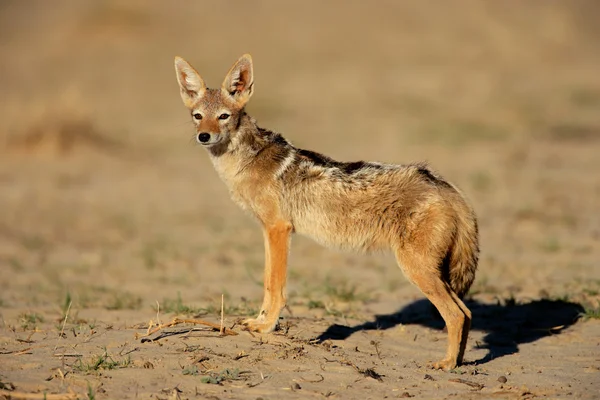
324,278,368,303
200,368,247,384
468,276,500,297
77,290,95,309
581,306,600,320
539,237,561,253
552,294,571,303
60,291,72,319
157,293,257,317
203,302,258,317
105,292,142,310
307,300,325,310
182,365,248,383
300,276,369,318
382,271,408,292
74,348,131,374
160,292,201,315
306,298,348,317
19,312,44,330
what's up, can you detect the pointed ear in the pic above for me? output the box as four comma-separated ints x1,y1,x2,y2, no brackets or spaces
174,56,206,107
221,54,254,107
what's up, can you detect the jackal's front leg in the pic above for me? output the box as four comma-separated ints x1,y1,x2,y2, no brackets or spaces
243,221,292,333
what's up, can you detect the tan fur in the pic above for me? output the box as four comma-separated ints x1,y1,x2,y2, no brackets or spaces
174,54,479,370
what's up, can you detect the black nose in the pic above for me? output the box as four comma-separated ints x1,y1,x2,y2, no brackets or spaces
197,132,211,143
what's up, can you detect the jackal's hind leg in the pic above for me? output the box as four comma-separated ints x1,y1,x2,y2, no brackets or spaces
394,249,471,370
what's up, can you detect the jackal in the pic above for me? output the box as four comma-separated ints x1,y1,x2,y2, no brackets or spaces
174,54,479,370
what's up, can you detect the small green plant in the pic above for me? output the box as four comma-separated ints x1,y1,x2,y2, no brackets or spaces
182,365,199,376
581,306,600,320
449,368,466,375
75,349,131,374
87,383,95,400
200,368,246,384
19,312,44,329
60,291,72,319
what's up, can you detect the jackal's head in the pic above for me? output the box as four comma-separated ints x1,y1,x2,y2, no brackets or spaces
174,54,254,148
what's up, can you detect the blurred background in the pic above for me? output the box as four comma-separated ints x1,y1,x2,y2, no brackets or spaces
1,0,599,315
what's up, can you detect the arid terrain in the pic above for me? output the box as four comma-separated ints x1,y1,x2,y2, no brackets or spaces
1,1,599,399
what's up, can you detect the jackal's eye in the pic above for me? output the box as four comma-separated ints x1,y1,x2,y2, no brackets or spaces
218,113,230,120
193,113,202,120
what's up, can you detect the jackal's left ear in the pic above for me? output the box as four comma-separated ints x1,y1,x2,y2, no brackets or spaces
221,54,254,107
174,56,206,107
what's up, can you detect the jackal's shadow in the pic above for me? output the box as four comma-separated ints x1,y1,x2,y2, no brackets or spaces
314,298,584,365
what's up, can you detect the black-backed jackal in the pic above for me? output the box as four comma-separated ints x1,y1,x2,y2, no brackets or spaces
174,54,479,370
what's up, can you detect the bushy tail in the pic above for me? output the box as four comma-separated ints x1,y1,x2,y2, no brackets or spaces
448,206,479,298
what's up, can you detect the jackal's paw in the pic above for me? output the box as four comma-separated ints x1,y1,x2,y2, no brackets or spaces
431,358,458,371
242,315,278,333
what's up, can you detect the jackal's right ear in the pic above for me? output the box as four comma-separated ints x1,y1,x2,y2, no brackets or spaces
174,57,206,107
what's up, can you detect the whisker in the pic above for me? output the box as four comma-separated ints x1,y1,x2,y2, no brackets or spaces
188,133,200,146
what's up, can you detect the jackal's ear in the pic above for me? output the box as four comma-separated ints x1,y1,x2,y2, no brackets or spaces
174,57,206,107
221,54,254,107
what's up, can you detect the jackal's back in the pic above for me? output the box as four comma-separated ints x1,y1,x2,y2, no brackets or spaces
272,146,479,295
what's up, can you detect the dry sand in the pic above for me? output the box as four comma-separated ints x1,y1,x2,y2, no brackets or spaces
1,1,599,399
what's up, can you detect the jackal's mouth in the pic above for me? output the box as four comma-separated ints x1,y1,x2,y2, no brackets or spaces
196,132,223,146
202,137,222,146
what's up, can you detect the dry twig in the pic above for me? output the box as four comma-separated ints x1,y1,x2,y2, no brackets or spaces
135,318,238,340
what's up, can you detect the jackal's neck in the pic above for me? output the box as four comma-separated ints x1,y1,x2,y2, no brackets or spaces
211,112,263,154
207,112,286,183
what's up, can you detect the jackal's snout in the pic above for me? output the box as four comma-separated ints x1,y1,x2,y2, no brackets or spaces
196,131,222,146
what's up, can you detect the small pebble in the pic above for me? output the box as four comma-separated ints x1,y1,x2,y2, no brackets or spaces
498,375,507,383
399,392,412,398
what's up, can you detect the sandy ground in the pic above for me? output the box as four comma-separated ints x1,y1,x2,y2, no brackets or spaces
1,1,600,399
